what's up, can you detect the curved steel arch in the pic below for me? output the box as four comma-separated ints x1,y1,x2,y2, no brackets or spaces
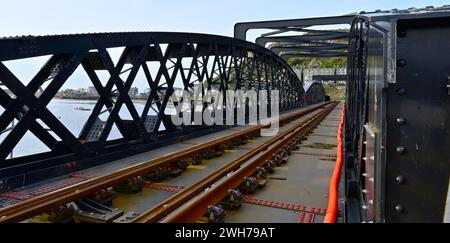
0,32,304,183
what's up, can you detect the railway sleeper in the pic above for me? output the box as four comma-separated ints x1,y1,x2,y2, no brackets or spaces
182,156,197,166
238,176,260,193
72,198,124,223
254,166,268,179
224,142,235,150
236,137,247,146
201,149,216,160
91,188,114,207
246,132,258,141
219,189,244,210
271,154,284,166
113,211,141,223
277,149,289,164
202,205,226,223
285,144,294,155
167,160,188,178
190,154,203,165
264,160,276,173
29,205,75,223
214,144,227,157
145,167,171,182
113,176,144,194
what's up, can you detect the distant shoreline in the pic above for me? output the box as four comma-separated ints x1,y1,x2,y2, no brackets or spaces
54,96,147,101
54,97,175,108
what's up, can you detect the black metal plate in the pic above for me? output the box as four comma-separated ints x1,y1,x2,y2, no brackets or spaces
385,18,450,222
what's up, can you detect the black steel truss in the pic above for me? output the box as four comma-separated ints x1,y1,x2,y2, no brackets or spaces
234,15,354,60
0,32,304,182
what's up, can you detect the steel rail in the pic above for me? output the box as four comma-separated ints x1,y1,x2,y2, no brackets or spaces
133,102,337,223
0,103,329,223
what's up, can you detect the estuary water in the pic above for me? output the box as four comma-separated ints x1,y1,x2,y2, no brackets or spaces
0,99,173,158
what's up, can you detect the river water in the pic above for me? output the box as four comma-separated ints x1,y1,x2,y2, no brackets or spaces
0,99,173,158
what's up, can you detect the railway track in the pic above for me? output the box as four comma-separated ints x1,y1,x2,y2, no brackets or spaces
0,102,337,223
134,102,337,223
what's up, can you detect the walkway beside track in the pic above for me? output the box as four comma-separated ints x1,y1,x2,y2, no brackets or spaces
224,104,342,223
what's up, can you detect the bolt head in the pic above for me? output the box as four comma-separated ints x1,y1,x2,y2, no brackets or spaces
397,59,407,67
396,176,405,184
396,117,406,125
396,88,407,96
396,146,406,154
398,29,407,38
395,205,404,213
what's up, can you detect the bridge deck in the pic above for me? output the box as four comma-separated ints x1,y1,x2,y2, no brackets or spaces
0,103,342,223
0,105,320,209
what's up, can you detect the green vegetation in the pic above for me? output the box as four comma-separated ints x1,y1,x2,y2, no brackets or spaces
324,84,346,101
288,57,347,68
276,28,350,68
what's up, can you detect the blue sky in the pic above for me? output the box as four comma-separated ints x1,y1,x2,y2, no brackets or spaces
1,0,448,37
1,0,449,90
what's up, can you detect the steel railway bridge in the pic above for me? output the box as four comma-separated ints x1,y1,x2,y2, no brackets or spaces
0,6,449,223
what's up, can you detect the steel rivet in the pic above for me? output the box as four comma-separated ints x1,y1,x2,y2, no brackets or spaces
396,175,405,184
395,205,404,213
396,117,406,125
396,146,406,154
396,88,407,96
398,29,407,38
397,59,407,67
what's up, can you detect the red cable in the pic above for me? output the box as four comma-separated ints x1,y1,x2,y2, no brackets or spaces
323,103,345,223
